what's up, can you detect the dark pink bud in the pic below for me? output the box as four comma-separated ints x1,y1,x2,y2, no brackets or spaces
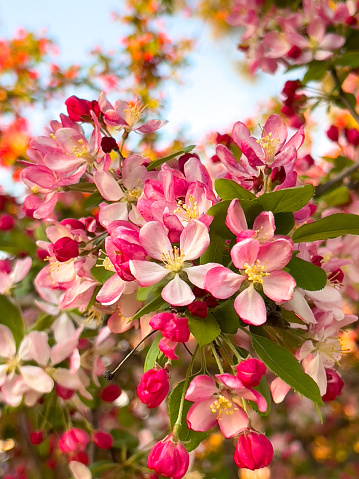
204,295,218,308
286,45,302,59
0,214,15,231
178,153,200,174
346,15,357,26
216,133,232,147
289,115,305,129
281,105,295,117
322,369,344,402
282,80,302,98
234,431,273,471
65,96,93,122
188,300,208,319
148,434,189,479
100,384,122,402
30,431,44,445
327,125,339,142
91,100,101,117
150,313,190,343
23,195,42,217
69,450,89,465
101,136,119,153
37,249,48,261
0,259,11,274
345,128,359,146
60,219,86,231
53,237,79,262
236,358,266,387
192,286,207,297
137,368,169,408
92,431,114,449
56,384,75,400
59,428,89,453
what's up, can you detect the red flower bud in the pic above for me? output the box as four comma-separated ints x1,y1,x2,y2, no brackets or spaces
65,96,93,122
327,125,339,142
101,137,119,153
30,431,44,445
234,431,273,471
100,384,122,402
148,434,189,479
322,369,344,402
137,368,169,408
56,384,75,400
37,249,48,261
236,358,266,387
0,214,15,231
345,128,359,146
53,237,79,262
188,300,208,319
150,313,190,343
92,431,114,449
59,428,89,453
282,80,302,98
286,46,302,59
281,105,295,117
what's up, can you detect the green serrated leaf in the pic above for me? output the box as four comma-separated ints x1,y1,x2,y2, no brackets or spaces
144,333,163,372
335,52,359,68
147,145,196,171
303,61,329,84
0,295,24,347
321,186,349,207
169,379,209,451
200,231,225,265
286,255,327,291
250,333,323,405
186,312,220,346
132,294,168,320
84,191,103,210
206,200,234,238
292,213,359,243
256,185,314,213
273,212,295,235
215,179,255,201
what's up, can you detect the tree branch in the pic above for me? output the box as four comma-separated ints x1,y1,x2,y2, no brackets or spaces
330,66,359,125
314,161,359,197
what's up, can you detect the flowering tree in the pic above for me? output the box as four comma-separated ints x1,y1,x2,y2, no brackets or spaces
1,1,359,479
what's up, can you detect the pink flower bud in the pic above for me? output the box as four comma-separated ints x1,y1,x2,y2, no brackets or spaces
234,431,273,471
53,237,79,262
137,368,169,408
148,434,189,479
65,96,93,122
30,431,44,445
59,428,89,453
149,313,190,343
282,80,301,98
286,46,302,59
0,259,11,274
322,369,344,402
0,214,15,231
101,137,118,153
100,384,122,402
92,431,114,449
327,125,339,142
236,359,266,387
56,384,75,400
188,300,208,319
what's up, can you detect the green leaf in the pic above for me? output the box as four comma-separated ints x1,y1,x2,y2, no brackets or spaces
136,281,166,302
206,200,234,238
68,182,97,193
144,333,163,372
186,312,220,346
147,145,196,171
132,294,168,320
200,231,225,265
215,179,255,201
212,300,239,334
33,313,56,331
286,255,327,291
111,429,139,450
250,333,323,405
303,61,329,83
255,185,314,213
335,52,359,68
169,379,209,451
84,191,103,210
90,264,115,284
273,212,295,235
0,295,24,347
321,186,349,207
0,230,36,255
292,213,359,243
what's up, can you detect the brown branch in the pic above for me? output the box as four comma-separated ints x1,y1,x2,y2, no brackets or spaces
314,161,359,197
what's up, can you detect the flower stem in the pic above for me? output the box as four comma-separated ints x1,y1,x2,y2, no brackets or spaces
173,345,199,437
210,342,224,374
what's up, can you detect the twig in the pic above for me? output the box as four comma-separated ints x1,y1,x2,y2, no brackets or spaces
314,161,359,197
330,66,359,125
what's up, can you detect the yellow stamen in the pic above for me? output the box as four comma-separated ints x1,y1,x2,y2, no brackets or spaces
256,131,280,162
124,99,147,127
244,260,269,285
174,195,199,222
161,246,186,272
209,395,238,416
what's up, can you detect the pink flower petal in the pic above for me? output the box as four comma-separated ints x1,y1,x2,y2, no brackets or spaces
130,260,168,287
184,263,219,289
252,211,275,241
270,377,291,404
180,220,210,261
234,287,267,325
231,238,260,270
186,399,218,432
139,221,172,260
257,238,293,272
218,405,248,438
205,266,244,299
185,375,217,402
225,199,248,236
96,274,126,306
0,325,16,359
161,275,194,306
93,171,124,201
262,271,295,302
20,366,54,394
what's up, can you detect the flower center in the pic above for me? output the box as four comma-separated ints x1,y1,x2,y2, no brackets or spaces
174,196,199,222
124,100,147,127
84,305,104,326
6,356,21,374
125,186,142,202
256,132,280,163
244,260,269,285
317,338,342,363
161,246,186,272
67,139,89,159
210,395,237,416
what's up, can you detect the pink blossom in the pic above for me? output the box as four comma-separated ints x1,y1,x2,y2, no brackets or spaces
149,312,190,359
59,428,89,453
236,358,266,387
0,257,32,295
147,434,189,479
234,431,274,470
137,368,169,408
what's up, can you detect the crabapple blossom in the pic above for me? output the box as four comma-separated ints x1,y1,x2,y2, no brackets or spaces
147,434,189,479
234,431,274,470
137,367,169,408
